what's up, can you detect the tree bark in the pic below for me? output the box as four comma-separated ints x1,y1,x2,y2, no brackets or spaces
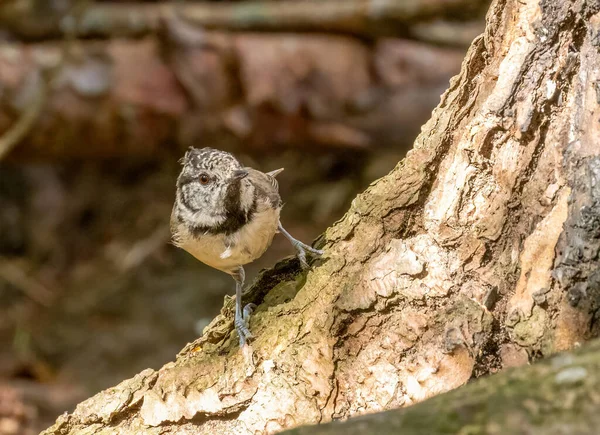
282,338,600,434
42,0,600,433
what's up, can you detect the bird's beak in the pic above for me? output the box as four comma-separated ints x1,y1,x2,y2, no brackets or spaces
229,169,249,182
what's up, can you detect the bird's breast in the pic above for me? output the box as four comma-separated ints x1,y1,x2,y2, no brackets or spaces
178,200,281,274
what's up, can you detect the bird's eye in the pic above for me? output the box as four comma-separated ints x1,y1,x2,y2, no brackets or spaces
199,174,210,185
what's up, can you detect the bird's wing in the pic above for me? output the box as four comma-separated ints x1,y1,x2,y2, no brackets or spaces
246,167,282,207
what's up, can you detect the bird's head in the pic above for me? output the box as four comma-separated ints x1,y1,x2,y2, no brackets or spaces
176,147,254,229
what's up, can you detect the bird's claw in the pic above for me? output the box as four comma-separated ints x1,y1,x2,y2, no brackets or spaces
305,246,324,256
235,315,253,347
293,241,323,269
243,303,256,322
234,303,256,347
297,248,309,269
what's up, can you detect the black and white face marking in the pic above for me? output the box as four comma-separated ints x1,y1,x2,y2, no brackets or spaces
175,147,256,235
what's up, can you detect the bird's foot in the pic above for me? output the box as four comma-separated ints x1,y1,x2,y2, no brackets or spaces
278,223,324,269
243,303,256,322
235,303,256,347
292,240,324,269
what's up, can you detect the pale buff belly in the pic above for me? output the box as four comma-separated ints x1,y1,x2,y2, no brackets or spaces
179,205,281,275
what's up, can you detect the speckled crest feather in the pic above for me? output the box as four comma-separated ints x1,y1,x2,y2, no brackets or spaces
181,147,241,172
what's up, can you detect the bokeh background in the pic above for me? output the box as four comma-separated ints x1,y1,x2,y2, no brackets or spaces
0,0,487,433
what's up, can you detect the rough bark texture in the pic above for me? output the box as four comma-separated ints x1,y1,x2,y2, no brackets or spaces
283,338,600,434
42,0,600,433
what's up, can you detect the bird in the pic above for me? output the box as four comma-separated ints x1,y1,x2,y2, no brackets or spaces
170,147,323,347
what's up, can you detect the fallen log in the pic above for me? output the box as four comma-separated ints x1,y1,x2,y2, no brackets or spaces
0,0,487,41
0,34,464,159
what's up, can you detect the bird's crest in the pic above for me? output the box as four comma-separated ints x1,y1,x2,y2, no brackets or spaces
266,168,284,178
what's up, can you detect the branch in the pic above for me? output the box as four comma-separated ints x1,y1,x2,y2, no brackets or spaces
0,0,85,160
0,1,161,40
0,70,46,160
177,0,487,36
410,19,484,47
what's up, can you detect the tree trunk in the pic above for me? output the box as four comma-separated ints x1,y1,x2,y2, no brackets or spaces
282,338,600,434
42,0,600,433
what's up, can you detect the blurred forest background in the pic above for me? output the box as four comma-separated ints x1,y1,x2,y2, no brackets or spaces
0,0,488,433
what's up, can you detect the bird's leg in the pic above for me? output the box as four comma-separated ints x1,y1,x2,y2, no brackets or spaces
232,266,253,347
278,222,324,269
